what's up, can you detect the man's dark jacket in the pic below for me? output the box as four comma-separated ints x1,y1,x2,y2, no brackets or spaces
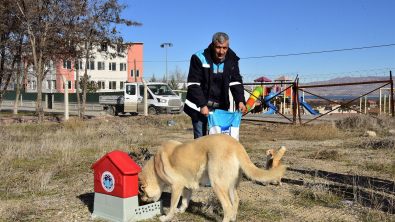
184,44,246,121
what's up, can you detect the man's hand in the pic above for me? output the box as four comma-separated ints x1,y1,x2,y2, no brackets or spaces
238,102,246,113
200,106,209,117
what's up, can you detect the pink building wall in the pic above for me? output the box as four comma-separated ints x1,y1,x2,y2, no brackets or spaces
56,59,75,93
127,43,143,82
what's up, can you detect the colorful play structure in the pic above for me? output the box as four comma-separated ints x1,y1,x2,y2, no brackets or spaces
243,84,319,115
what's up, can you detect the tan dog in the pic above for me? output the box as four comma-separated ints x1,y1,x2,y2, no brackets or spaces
138,134,286,222
266,146,286,185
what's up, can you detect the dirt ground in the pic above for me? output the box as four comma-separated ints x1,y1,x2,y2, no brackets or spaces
0,114,394,222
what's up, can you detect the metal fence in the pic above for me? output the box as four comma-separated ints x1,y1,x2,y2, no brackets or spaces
241,69,395,125
1,68,394,122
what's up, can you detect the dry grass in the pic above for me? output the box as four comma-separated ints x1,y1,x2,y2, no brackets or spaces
336,115,395,133
0,113,394,221
308,149,342,160
359,138,395,150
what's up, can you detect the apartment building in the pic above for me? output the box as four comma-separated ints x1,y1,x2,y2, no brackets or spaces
25,42,143,93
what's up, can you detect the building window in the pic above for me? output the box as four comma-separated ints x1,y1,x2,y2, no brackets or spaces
30,80,36,90
98,61,105,70
76,60,83,70
117,45,124,53
47,80,53,89
63,60,72,69
90,81,95,90
97,81,105,90
130,69,140,77
68,81,72,90
44,61,51,70
131,69,140,78
87,60,95,70
101,43,108,52
109,62,116,71
120,63,126,71
109,81,116,90
52,80,56,89
28,64,35,72
120,82,124,90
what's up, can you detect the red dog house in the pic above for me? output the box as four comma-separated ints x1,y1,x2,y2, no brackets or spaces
91,150,141,198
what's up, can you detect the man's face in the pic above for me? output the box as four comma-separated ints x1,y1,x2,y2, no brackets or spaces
211,40,229,63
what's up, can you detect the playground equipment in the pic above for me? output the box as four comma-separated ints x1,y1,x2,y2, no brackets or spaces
299,95,319,115
262,92,282,114
244,86,263,113
243,85,319,115
243,86,284,114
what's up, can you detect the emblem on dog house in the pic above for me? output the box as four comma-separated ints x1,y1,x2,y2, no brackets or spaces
91,150,162,221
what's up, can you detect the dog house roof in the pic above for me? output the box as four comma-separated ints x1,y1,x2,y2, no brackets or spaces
91,150,141,175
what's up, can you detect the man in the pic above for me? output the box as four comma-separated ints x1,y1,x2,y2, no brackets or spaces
184,32,246,139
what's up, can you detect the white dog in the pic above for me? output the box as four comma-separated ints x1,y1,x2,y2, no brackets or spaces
138,134,286,222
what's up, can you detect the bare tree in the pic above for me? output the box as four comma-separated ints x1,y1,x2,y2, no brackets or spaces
0,0,29,112
168,65,186,90
73,0,141,118
11,0,139,121
169,65,187,82
15,0,82,122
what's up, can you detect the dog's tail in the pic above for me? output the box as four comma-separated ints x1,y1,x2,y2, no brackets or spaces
272,146,286,168
238,147,286,183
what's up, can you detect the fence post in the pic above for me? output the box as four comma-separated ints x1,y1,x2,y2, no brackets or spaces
359,96,362,114
297,78,302,125
292,82,297,125
61,75,69,120
379,89,382,115
390,71,394,117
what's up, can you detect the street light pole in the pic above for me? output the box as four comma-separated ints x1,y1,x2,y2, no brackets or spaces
160,43,173,84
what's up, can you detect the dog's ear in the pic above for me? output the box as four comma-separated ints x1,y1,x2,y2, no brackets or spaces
138,179,147,195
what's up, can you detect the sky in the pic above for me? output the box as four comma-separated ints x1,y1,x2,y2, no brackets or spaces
118,0,395,83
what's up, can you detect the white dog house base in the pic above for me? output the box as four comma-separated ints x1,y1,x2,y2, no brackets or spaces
91,150,163,222
91,193,162,222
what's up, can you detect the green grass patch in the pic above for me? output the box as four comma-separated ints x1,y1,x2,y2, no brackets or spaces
365,162,395,175
238,200,284,221
292,186,343,208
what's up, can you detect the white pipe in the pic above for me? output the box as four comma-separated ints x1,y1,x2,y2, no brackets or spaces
141,77,148,116
61,75,69,120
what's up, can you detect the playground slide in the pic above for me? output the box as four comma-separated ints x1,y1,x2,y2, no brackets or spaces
243,87,282,114
263,103,277,114
263,91,282,103
300,101,320,115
